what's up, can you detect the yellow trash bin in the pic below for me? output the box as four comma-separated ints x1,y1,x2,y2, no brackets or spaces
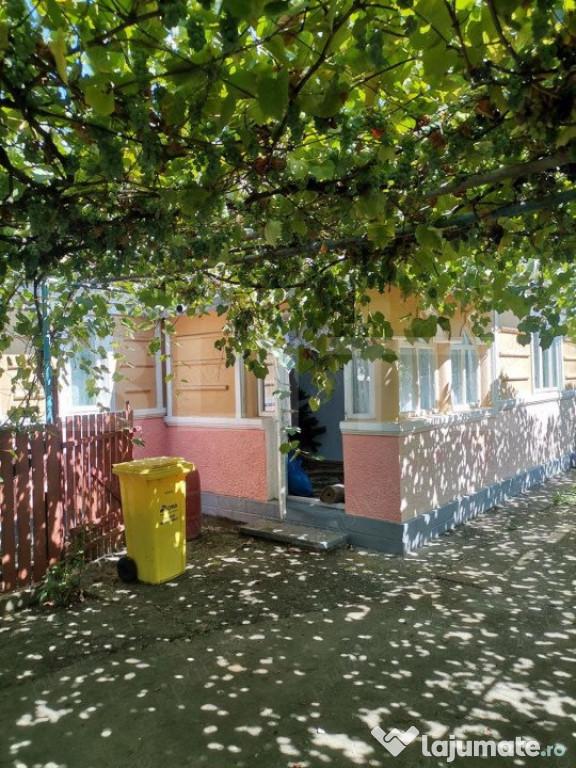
113,457,194,584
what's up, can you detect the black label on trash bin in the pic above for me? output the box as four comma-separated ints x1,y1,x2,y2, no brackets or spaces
159,503,178,525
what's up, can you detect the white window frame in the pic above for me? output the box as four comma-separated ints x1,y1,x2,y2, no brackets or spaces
398,343,437,415
344,354,375,418
258,367,278,416
61,336,116,415
450,331,480,409
532,333,562,392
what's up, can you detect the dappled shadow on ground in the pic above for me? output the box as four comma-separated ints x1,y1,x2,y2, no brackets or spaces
0,474,576,767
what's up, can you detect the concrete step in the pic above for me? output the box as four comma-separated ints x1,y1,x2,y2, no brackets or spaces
239,520,349,552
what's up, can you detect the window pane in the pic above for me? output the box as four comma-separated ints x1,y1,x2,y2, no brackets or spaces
352,355,371,414
543,346,552,388
533,337,542,389
399,348,415,412
534,333,561,390
418,348,435,410
70,348,99,407
465,347,478,404
544,339,560,388
451,349,462,406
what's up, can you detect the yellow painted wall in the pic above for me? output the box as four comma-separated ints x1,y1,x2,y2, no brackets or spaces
496,326,532,399
0,335,43,418
113,325,159,412
563,339,576,391
171,314,236,417
366,287,478,338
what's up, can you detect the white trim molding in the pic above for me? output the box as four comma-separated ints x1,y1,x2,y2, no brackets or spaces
495,389,576,411
164,415,267,430
341,388,576,436
340,409,494,436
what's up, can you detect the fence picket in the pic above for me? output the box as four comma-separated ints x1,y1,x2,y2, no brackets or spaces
65,416,76,532
109,412,119,522
46,422,64,564
0,432,16,592
88,414,97,524
31,430,47,582
73,415,83,527
15,433,32,587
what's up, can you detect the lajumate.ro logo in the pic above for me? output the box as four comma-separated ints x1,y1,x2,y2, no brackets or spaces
370,725,568,761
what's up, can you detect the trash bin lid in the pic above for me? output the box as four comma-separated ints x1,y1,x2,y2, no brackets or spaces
112,456,195,480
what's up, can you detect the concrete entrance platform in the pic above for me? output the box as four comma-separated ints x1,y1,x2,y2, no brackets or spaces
239,519,349,551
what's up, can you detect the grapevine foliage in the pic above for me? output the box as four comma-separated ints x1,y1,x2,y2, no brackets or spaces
0,0,575,421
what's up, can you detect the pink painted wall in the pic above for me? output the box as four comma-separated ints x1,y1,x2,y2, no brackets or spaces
399,396,576,520
342,434,402,522
133,418,269,501
133,417,168,460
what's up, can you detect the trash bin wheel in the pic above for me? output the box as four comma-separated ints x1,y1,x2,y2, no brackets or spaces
117,556,138,583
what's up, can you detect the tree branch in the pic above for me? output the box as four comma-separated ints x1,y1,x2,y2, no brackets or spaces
426,150,572,198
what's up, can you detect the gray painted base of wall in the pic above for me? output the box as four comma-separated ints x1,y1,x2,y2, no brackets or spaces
201,452,576,555
201,492,280,525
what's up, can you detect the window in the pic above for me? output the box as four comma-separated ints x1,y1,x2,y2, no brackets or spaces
345,354,374,417
450,331,479,407
398,346,436,413
533,334,561,390
65,337,114,413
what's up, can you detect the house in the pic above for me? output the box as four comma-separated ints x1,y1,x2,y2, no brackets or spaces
2,288,575,554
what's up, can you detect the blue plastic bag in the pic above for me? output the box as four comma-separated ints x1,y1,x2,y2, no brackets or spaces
287,453,314,497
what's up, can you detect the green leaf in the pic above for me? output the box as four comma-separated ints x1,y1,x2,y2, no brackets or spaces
422,45,459,78
378,145,395,163
309,160,335,181
415,225,444,251
48,29,68,84
264,220,282,245
367,222,395,247
410,316,438,341
257,71,289,119
264,1,290,16
556,126,576,148
436,316,451,336
309,395,320,411
287,154,309,179
84,84,114,116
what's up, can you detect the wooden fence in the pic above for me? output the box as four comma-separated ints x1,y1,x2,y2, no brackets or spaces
0,409,133,592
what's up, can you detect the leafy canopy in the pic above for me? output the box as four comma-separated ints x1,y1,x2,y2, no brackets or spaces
1,0,576,418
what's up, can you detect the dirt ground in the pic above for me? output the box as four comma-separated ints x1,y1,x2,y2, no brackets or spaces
1,472,576,768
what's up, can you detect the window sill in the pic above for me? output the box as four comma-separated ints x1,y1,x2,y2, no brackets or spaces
164,415,266,430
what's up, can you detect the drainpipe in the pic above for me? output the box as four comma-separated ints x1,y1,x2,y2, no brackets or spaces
41,281,53,424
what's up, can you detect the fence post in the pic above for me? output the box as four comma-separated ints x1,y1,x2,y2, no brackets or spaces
31,429,48,582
